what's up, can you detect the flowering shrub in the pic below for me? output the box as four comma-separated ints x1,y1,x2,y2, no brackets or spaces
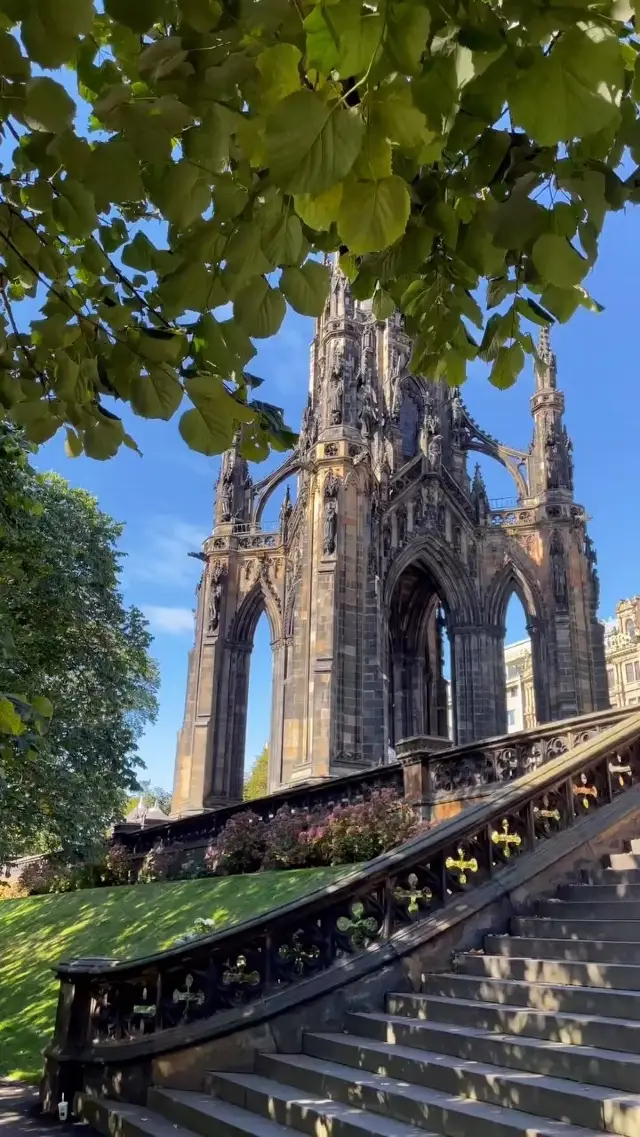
214,811,267,874
102,843,136,886
138,842,176,883
16,857,77,895
262,807,317,870
314,790,419,865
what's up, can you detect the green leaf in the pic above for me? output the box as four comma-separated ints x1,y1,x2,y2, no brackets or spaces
180,377,254,455
531,233,588,290
515,297,555,327
86,138,144,206
148,161,211,230
539,284,582,323
261,210,305,265
294,184,343,232
305,1,383,78
372,287,395,320
25,78,76,135
53,180,98,238
489,343,525,390
266,91,364,194
30,695,53,718
441,348,466,388
353,129,393,180
64,427,83,458
105,0,167,32
511,29,625,145
130,367,183,420
178,0,222,31
121,232,158,272
136,329,188,365
385,1,430,75
256,44,302,109
280,261,331,316
337,176,410,253
233,277,286,338
82,416,125,460
0,696,23,736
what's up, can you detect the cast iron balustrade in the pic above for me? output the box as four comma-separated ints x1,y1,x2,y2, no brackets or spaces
49,711,640,1062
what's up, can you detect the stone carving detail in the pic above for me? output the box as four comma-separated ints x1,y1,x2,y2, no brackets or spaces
550,529,568,608
260,557,282,613
323,472,339,555
329,350,344,425
325,443,339,457
207,562,226,632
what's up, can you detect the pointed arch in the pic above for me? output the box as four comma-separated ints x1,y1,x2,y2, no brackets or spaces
485,553,546,631
385,534,480,626
230,576,282,647
251,454,301,526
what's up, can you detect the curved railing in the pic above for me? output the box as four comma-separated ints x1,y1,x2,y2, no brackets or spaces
115,706,636,854
49,710,640,1067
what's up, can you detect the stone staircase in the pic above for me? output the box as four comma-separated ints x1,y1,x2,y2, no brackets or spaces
81,841,640,1137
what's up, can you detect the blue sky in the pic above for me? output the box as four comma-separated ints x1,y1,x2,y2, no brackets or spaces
32,205,640,793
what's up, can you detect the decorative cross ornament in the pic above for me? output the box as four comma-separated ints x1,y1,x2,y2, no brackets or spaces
278,932,320,975
491,819,522,857
336,900,380,947
534,807,561,821
132,985,156,1019
221,955,260,989
573,772,598,808
393,872,433,915
445,847,478,885
172,974,205,1013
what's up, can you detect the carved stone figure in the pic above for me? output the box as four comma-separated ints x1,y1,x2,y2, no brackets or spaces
357,372,377,442
545,425,563,491
427,434,442,469
550,531,568,606
329,359,344,425
207,563,226,631
323,473,339,555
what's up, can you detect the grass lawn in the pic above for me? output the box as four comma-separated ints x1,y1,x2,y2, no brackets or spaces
0,865,349,1084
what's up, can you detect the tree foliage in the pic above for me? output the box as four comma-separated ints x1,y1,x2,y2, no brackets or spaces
0,427,159,864
244,743,269,800
0,0,637,453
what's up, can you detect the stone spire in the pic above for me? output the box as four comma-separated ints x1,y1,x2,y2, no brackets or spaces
471,463,491,524
529,327,573,497
213,433,250,526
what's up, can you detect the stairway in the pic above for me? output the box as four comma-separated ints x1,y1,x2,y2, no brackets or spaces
82,842,640,1137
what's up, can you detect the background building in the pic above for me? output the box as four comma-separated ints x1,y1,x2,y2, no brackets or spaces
505,595,640,731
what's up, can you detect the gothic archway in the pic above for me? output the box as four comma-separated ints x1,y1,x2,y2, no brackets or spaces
485,556,551,728
224,578,284,797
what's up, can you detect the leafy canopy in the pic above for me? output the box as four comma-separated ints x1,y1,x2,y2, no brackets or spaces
244,743,269,800
0,0,638,453
0,427,159,864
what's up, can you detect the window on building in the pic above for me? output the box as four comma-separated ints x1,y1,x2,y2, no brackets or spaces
506,663,519,680
626,662,635,683
635,660,640,682
626,619,637,641
606,667,614,685
507,709,516,727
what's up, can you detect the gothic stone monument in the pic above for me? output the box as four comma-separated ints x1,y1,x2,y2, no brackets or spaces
172,263,607,813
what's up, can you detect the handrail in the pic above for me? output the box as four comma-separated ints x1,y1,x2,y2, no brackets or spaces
49,711,640,1061
115,706,637,853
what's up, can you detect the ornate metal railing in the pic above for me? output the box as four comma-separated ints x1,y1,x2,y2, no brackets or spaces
115,707,637,854
50,711,640,1064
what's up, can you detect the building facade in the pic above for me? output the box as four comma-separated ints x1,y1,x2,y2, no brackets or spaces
172,262,607,814
504,597,640,732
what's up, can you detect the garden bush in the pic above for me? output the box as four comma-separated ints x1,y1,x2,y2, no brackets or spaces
212,811,267,874
137,842,177,883
262,807,317,870
313,789,419,865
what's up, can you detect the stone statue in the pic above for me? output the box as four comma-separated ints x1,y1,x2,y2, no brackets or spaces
545,425,562,490
220,478,234,522
451,390,464,429
329,358,344,425
207,564,226,631
468,539,477,576
427,433,442,469
550,532,568,606
280,486,293,541
323,473,339,555
357,372,377,441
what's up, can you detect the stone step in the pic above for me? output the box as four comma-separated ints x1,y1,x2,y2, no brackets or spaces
344,1012,640,1094
398,973,640,1020
149,1087,324,1137
303,1031,640,1137
206,1070,439,1137
512,917,640,942
538,900,640,920
484,934,640,965
245,1054,603,1137
455,952,640,991
383,992,640,1054
559,883,640,901
79,1095,204,1137
588,869,640,887
605,854,640,871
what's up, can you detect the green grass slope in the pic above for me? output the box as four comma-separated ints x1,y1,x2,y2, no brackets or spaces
0,866,347,1084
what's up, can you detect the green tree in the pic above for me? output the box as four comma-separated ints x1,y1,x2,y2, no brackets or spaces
244,744,269,800
0,427,159,863
0,0,636,458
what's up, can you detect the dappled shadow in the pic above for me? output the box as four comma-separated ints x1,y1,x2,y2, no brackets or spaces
0,866,347,1082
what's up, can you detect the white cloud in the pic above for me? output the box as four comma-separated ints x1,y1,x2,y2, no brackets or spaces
125,516,206,586
144,605,195,635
